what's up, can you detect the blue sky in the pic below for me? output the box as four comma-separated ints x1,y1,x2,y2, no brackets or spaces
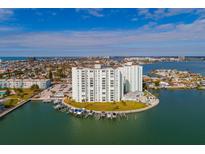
0,8,205,56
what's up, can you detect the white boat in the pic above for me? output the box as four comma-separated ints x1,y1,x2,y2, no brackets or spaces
106,113,112,119
76,110,83,116
88,110,93,116
54,104,61,109
60,108,67,112
112,113,117,119
43,100,51,103
101,112,106,118
53,99,61,105
69,109,73,113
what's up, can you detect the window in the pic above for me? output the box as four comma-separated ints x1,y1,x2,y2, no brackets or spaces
110,80,114,87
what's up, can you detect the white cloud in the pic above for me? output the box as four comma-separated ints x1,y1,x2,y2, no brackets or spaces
0,9,13,21
0,18,205,56
0,26,18,32
75,9,104,17
136,8,205,20
131,17,138,21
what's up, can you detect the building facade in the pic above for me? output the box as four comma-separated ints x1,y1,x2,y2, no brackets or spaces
120,62,143,93
72,63,143,102
0,79,51,89
72,65,123,102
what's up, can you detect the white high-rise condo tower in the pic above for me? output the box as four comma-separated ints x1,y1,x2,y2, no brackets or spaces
72,63,143,102
120,62,143,93
72,64,123,102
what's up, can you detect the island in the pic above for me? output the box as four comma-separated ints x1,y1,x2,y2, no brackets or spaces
144,69,205,89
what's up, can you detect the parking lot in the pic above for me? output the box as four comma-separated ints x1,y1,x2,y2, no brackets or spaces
36,83,72,100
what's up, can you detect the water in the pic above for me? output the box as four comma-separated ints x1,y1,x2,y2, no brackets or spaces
143,61,205,75
0,57,28,62
0,61,205,145
0,91,6,95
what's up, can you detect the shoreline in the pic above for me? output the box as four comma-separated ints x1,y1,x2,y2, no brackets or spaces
148,88,205,91
62,99,159,114
0,99,31,118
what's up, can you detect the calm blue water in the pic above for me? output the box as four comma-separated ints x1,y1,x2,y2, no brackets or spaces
0,91,6,95
0,61,204,145
143,61,205,75
0,57,28,61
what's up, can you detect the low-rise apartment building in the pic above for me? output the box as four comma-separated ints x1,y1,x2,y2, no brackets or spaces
0,79,51,89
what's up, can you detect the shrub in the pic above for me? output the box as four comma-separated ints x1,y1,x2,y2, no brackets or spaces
3,99,18,108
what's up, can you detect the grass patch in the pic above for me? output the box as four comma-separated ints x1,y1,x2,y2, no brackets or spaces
64,99,147,111
1,88,39,108
3,99,18,108
6,88,37,100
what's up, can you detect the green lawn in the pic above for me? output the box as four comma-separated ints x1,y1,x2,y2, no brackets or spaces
6,88,36,100
2,88,40,108
64,99,147,111
3,99,19,108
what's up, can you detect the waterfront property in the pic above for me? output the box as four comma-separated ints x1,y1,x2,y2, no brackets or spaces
33,83,72,100
0,87,39,117
119,62,143,92
72,64,123,102
144,69,205,89
0,79,51,89
72,63,143,102
64,89,158,114
0,61,205,144
64,98,147,111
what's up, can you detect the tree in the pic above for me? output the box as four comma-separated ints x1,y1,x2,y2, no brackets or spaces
31,84,40,92
154,80,160,87
3,99,18,108
143,83,148,90
15,88,23,99
5,88,10,96
19,93,25,100
56,68,64,78
15,88,23,93
48,70,53,80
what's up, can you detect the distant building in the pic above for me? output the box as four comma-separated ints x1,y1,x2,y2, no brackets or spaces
0,79,51,89
159,81,169,88
201,80,205,86
72,63,143,102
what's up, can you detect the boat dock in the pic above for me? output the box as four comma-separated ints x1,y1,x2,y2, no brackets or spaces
50,98,159,120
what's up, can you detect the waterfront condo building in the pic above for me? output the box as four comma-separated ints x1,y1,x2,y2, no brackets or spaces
72,63,143,102
119,62,143,93
72,64,123,102
0,79,51,89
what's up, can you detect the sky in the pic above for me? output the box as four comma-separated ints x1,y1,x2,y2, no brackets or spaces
0,8,205,56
